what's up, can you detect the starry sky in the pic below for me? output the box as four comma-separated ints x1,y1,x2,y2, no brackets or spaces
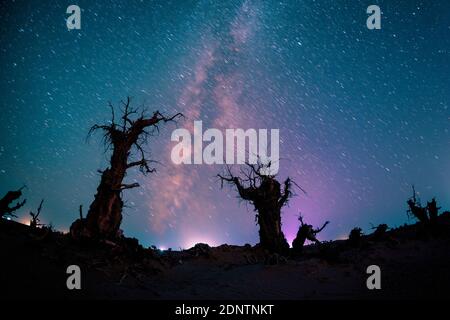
0,0,449,249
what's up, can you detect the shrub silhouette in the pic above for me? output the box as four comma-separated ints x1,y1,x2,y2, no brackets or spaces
348,227,363,246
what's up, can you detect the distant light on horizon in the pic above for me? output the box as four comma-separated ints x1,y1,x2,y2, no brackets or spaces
184,237,219,249
18,217,30,226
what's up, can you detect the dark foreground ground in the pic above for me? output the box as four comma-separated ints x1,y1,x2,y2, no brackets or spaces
1,214,450,300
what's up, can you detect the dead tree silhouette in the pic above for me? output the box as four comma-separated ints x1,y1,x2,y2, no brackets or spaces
371,223,389,240
29,199,44,228
407,185,428,223
218,161,297,254
348,227,363,246
426,198,440,225
406,185,442,225
70,97,183,240
0,187,26,219
292,214,329,254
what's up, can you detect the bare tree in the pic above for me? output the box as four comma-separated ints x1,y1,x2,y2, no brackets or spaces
0,187,26,219
407,185,429,223
348,227,363,247
292,214,329,253
426,198,440,225
29,199,44,228
218,161,297,254
406,185,442,225
70,97,183,240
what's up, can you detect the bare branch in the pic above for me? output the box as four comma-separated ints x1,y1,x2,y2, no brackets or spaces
314,221,330,234
119,183,140,191
297,213,305,226
217,166,255,201
108,101,115,126
0,188,27,218
127,159,157,174
121,96,132,131
278,177,292,208
30,199,44,227
291,179,307,195
8,199,26,214
37,199,44,216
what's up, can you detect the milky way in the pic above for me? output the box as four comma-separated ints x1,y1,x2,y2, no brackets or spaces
0,0,449,249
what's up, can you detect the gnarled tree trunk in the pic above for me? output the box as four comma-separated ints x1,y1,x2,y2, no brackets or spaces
70,97,182,240
219,163,294,254
85,168,125,238
257,207,289,254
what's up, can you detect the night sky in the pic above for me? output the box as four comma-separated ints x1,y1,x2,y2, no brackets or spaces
0,0,449,249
